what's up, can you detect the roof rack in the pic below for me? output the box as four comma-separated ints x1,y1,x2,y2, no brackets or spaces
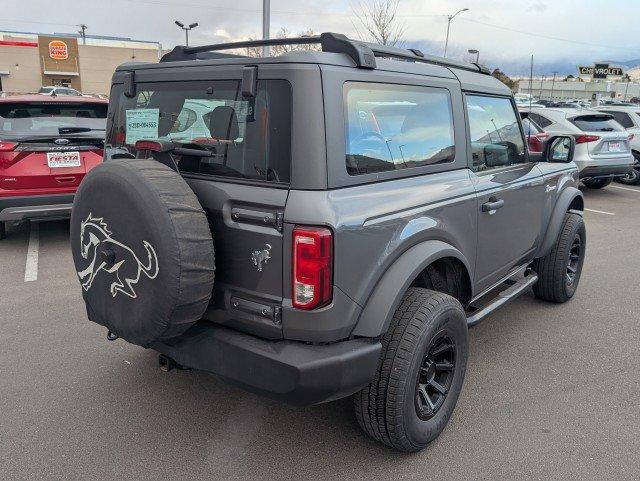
160,32,490,75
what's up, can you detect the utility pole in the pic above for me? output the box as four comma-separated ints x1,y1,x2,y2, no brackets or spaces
175,21,199,46
78,24,87,45
443,8,469,58
262,0,270,57
550,71,558,100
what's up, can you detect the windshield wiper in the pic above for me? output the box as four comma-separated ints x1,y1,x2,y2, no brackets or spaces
58,126,106,134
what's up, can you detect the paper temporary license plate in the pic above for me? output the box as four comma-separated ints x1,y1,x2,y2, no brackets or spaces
607,142,623,153
47,151,81,168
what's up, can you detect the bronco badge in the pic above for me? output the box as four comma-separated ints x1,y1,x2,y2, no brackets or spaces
76,213,159,299
251,243,272,272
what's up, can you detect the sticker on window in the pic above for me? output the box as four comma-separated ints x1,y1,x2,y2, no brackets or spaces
125,108,159,145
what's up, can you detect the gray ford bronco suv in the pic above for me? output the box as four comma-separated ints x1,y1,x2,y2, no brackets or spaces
70,33,586,452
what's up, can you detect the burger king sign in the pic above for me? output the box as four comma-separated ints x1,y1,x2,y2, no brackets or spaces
48,40,68,60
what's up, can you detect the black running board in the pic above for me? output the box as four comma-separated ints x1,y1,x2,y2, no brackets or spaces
466,272,538,327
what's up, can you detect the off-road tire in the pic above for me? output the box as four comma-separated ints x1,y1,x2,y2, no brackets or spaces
0,222,5,240
582,177,612,189
354,288,468,452
532,213,586,303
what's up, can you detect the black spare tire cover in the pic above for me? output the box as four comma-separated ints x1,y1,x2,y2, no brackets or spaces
70,159,215,347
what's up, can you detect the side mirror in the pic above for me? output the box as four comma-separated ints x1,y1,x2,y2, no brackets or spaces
544,135,575,163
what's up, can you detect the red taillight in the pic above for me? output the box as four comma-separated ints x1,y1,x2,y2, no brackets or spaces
134,140,163,152
0,141,18,152
292,226,333,310
0,141,19,169
575,135,600,144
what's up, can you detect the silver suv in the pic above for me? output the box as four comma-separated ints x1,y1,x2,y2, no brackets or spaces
70,33,586,452
522,107,634,188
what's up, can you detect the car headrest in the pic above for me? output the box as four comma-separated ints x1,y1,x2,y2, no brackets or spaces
13,109,31,118
205,106,239,141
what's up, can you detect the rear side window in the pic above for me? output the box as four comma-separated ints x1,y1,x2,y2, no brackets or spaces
108,79,292,184
521,117,541,136
607,111,634,129
570,115,623,132
528,112,553,128
466,95,526,171
344,83,455,175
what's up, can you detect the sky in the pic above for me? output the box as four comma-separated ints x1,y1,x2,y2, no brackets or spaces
4,0,640,75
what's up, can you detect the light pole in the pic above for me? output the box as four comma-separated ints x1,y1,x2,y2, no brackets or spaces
550,71,558,100
443,8,469,58
262,0,271,57
175,21,199,46
468,49,479,63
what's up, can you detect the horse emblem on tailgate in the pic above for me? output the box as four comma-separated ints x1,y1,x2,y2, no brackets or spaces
251,244,272,272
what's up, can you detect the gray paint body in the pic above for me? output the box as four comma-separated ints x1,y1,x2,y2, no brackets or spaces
107,50,583,344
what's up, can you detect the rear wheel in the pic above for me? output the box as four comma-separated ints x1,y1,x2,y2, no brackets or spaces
617,152,640,185
0,222,5,240
532,213,586,303
354,288,468,452
582,177,612,189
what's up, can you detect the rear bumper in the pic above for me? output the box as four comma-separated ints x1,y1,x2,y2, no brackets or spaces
0,193,74,222
579,164,634,179
152,323,381,406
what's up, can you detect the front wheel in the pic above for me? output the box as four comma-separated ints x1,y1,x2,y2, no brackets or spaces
617,153,640,185
354,288,468,452
582,177,612,189
532,213,586,303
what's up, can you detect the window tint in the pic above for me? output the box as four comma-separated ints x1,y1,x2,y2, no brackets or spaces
521,117,541,136
528,112,552,128
108,79,292,184
608,111,634,129
344,83,455,175
571,115,623,133
466,95,526,171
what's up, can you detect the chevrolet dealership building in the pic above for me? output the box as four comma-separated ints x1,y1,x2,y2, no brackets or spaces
0,30,162,95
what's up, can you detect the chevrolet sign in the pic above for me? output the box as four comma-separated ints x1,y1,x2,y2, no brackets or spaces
578,64,624,79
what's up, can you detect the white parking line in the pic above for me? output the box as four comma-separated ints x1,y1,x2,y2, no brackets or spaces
585,208,616,216
610,185,640,193
24,223,39,282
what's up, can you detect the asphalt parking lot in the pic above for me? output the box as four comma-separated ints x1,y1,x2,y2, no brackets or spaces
1,184,639,481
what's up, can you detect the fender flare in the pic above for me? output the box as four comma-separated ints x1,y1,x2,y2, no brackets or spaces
536,186,583,258
351,240,472,338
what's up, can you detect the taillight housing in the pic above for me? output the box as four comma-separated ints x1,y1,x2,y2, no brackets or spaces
0,141,19,169
575,135,600,144
292,226,333,310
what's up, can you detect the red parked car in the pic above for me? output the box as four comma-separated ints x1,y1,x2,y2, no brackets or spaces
0,94,108,239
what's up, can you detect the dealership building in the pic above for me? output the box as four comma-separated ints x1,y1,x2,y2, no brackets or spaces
0,30,162,96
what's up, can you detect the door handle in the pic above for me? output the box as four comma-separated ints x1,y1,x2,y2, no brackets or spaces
481,198,505,212
55,176,76,183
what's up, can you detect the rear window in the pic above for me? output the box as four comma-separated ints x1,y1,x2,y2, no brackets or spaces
0,102,107,139
344,83,455,175
607,111,634,129
107,79,292,184
570,114,623,132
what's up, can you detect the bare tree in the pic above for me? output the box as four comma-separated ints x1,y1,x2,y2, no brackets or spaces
244,27,320,58
351,0,405,46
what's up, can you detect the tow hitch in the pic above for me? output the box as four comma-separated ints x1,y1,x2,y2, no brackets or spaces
158,354,191,372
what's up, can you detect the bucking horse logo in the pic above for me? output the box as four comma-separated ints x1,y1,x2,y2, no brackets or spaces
76,213,159,299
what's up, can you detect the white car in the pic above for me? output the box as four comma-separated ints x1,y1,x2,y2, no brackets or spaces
596,106,640,185
520,107,634,188
38,86,82,97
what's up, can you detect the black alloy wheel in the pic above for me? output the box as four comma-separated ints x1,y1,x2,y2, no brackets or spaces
415,333,456,420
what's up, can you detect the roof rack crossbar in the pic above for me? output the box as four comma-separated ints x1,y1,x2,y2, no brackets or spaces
160,32,488,75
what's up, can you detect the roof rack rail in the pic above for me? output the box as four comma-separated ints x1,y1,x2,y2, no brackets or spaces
160,32,489,75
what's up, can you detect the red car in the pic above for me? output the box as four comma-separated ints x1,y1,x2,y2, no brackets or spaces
0,94,108,239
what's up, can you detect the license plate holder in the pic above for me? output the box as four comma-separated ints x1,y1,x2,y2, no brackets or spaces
607,142,622,153
47,151,81,168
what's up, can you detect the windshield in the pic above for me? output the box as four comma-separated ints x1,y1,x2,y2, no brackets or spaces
107,79,292,183
0,102,107,140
